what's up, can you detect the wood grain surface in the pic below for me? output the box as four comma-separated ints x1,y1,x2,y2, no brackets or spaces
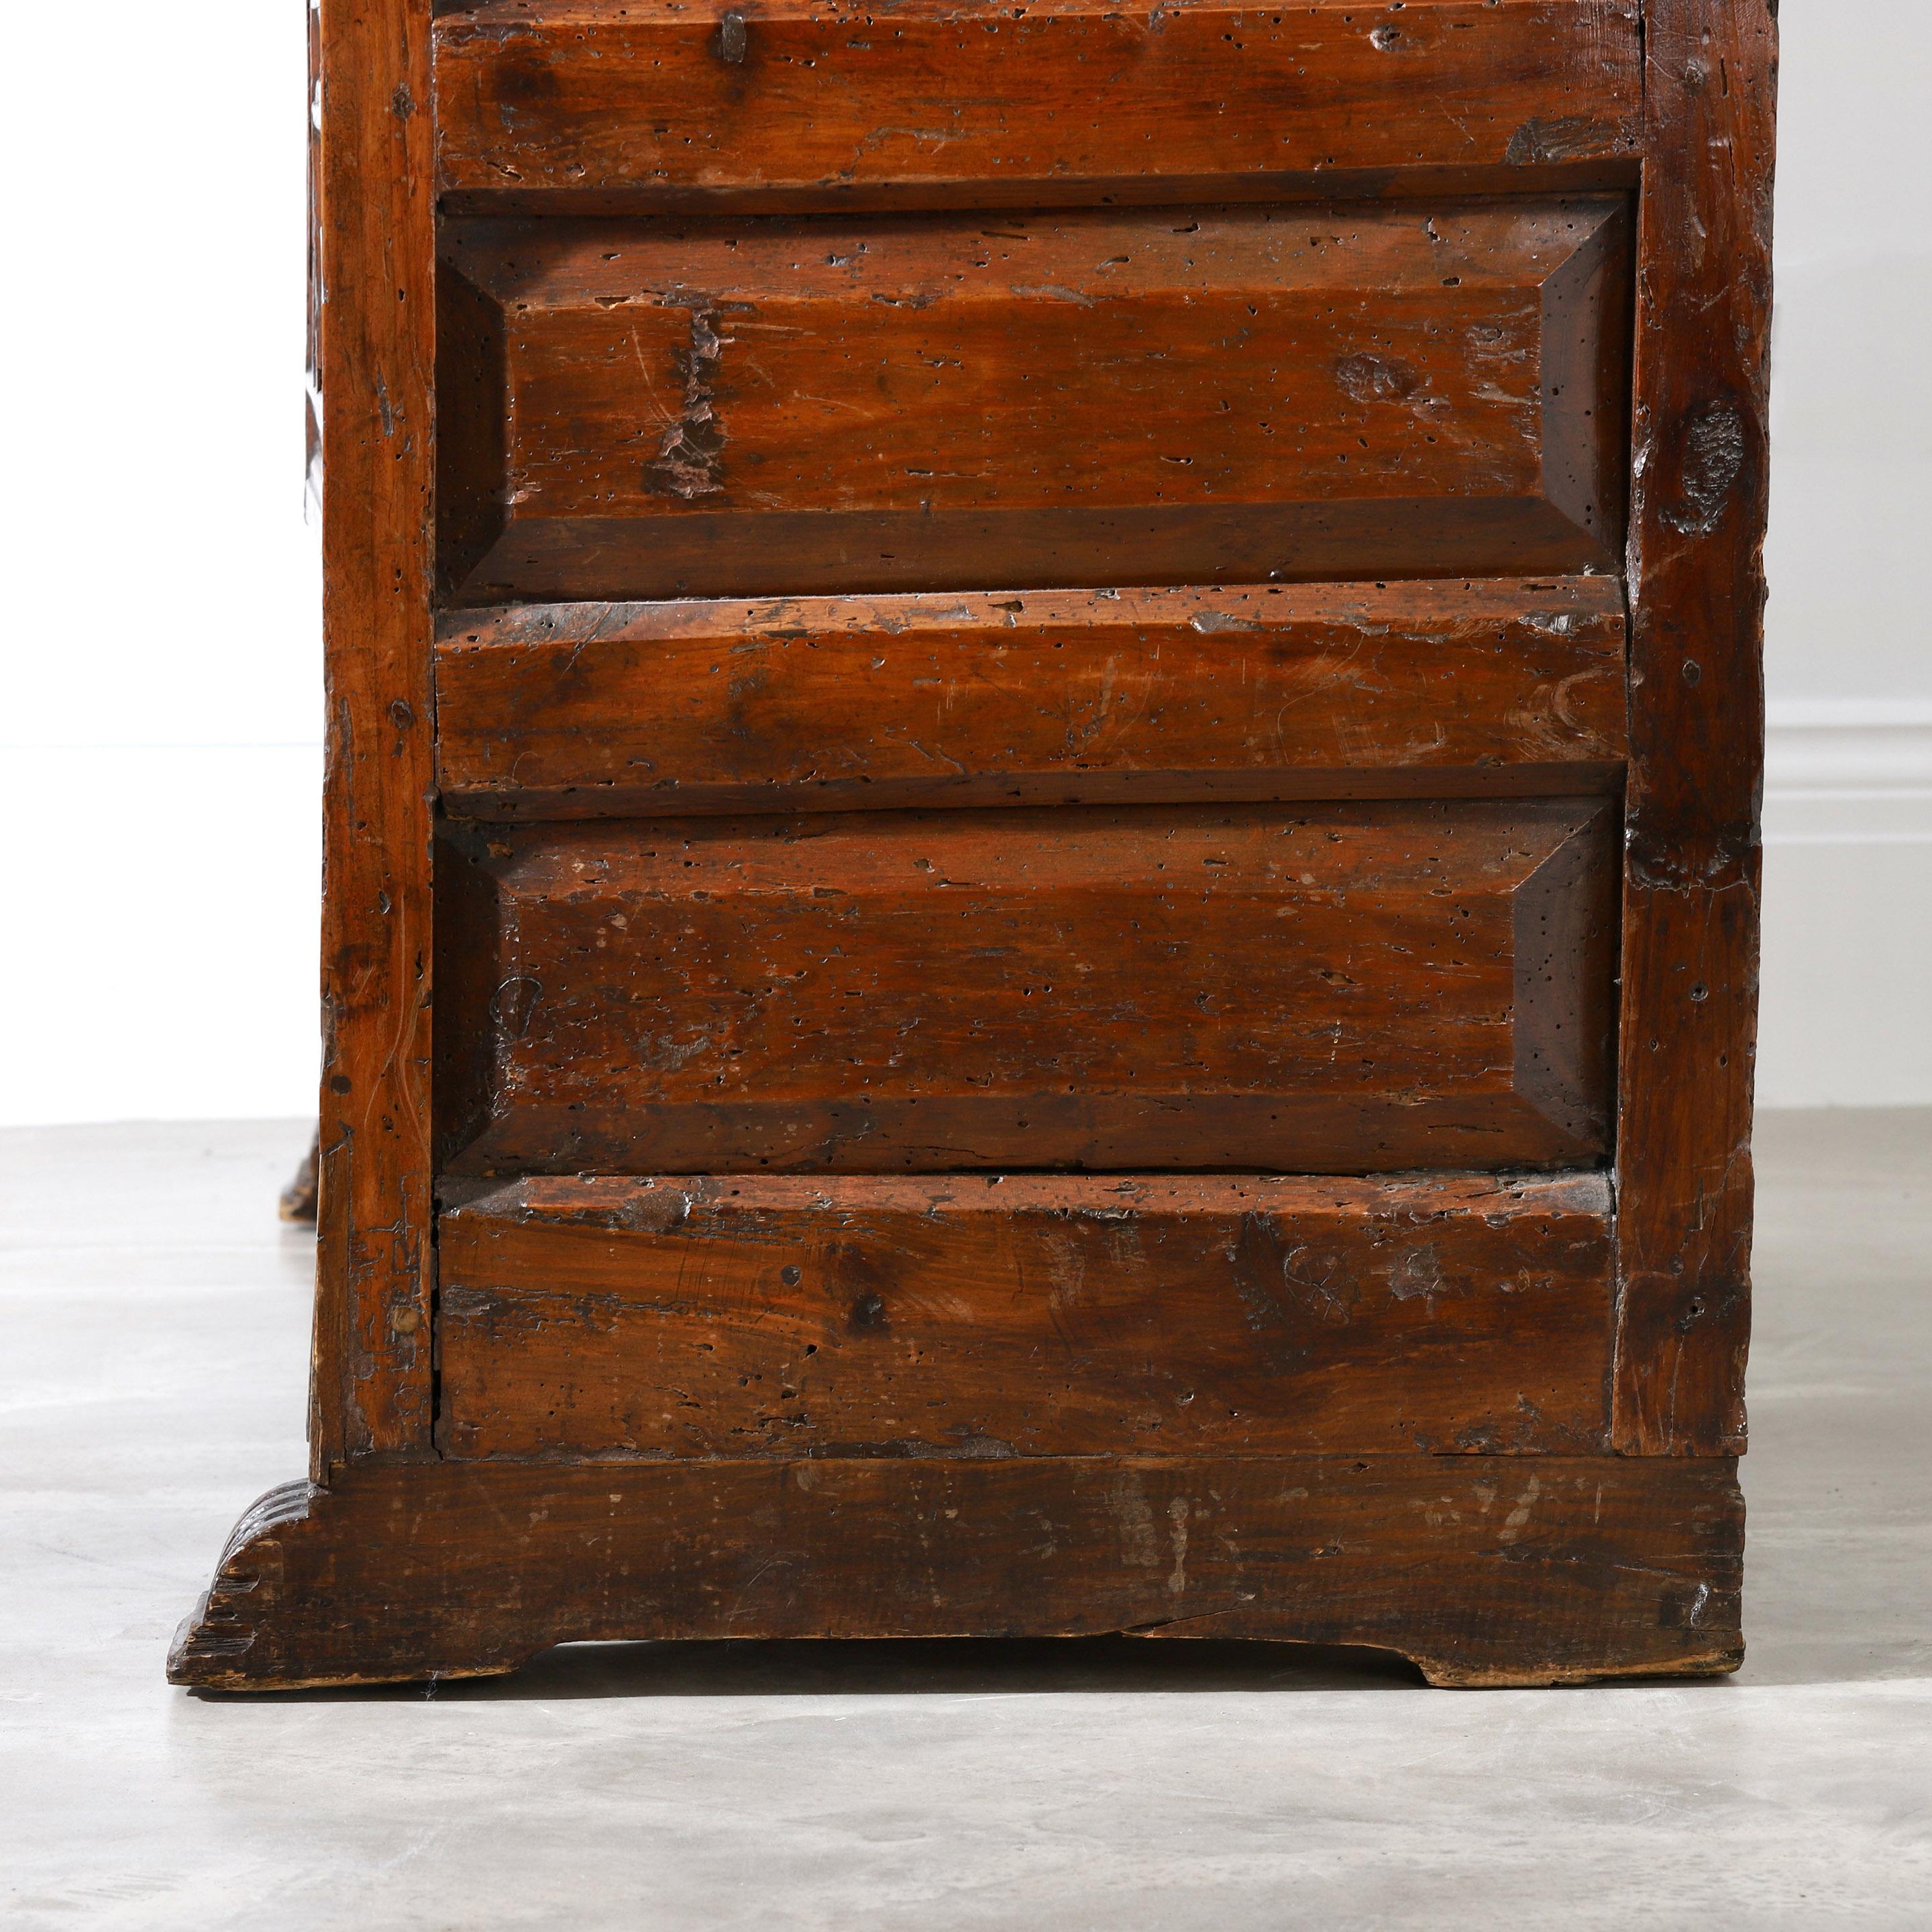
1611,0,1776,1454
437,1172,1615,1459
439,199,1629,600
310,0,437,1467
435,577,1629,818
168,1452,1743,1692
433,0,1642,205
435,798,1618,1175
174,0,1781,1697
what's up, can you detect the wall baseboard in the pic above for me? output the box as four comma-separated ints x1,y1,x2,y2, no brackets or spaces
1765,700,1932,845
1759,702,1931,1107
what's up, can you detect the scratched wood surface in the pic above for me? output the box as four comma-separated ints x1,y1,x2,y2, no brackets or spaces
439,199,1629,601
435,577,1629,818
309,0,437,1468
174,0,1775,1695
433,0,1642,207
1610,0,1776,1454
167,1454,1743,1691
437,1173,1615,1459
436,798,1618,1176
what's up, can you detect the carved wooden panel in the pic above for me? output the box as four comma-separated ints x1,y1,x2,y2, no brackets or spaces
435,797,1618,1175
438,199,1629,601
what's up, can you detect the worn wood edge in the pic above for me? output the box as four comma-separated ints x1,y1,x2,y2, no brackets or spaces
439,767,1633,822
309,0,439,1465
449,500,1623,612
433,576,1630,647
1609,0,1776,1453
167,1600,523,1695
447,1169,1616,1222
168,1456,1743,1693
1406,1648,1741,1690
167,1479,531,1690
435,163,1646,223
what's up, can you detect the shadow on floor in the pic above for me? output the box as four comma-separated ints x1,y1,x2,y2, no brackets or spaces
200,1636,1437,1702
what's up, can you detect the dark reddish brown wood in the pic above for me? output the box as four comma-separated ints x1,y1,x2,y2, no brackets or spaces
435,578,1629,818
438,199,1630,602
436,798,1618,1176
1610,0,1776,1454
175,0,1775,1697
167,1454,1742,1692
310,0,437,1467
433,0,1642,207
437,1173,1614,1459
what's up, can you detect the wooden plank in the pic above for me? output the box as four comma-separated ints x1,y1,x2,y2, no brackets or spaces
437,1172,1615,1459
438,199,1631,602
310,0,437,1467
1611,0,1777,1454
168,1454,1743,1690
434,577,1629,818
433,0,1643,205
435,798,1619,1175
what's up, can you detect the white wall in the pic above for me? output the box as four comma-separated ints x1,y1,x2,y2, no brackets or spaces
1759,0,1932,1105
2,3,322,1126
0,0,1924,1124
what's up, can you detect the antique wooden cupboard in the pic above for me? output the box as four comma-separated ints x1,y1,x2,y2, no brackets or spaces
172,0,1776,1690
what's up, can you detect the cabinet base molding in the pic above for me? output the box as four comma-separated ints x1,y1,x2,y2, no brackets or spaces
168,1454,1743,1693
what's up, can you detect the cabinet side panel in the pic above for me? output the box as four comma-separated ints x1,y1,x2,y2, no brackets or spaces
311,0,439,1469
1611,0,1777,1453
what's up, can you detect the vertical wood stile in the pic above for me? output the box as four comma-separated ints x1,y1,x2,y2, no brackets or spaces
311,0,438,1470
1613,0,1778,1452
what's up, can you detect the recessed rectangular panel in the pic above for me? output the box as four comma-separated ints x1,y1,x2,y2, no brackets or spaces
435,798,1618,1175
435,577,1629,817
434,0,1642,204
438,199,1630,600
437,1172,1615,1460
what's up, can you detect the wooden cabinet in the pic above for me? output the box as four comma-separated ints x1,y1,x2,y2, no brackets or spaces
172,0,1776,1690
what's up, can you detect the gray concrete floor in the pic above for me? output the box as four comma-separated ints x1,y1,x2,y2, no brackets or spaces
3,1114,1928,1929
